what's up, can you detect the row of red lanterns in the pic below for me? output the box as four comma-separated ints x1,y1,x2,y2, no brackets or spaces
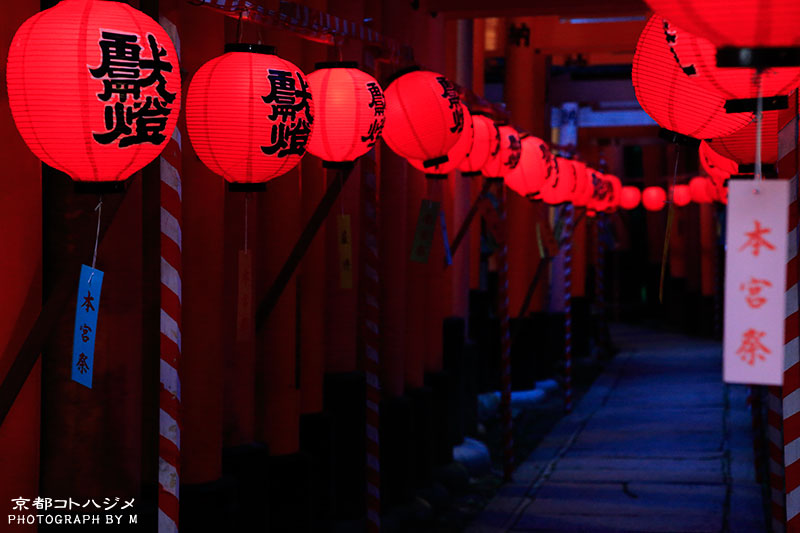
3,0,625,215
621,176,727,212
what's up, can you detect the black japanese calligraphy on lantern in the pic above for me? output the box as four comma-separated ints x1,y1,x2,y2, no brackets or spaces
90,31,175,148
540,144,555,181
436,76,464,134
593,174,611,200
260,69,314,158
506,134,521,170
361,82,386,147
662,20,696,76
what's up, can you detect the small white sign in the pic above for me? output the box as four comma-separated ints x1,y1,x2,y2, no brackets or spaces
724,179,790,385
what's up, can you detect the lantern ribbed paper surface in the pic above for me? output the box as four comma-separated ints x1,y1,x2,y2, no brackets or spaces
482,125,521,179
605,175,623,212
6,0,181,182
507,135,551,196
541,157,576,205
185,44,313,184
633,15,752,139
699,140,738,183
621,186,642,210
408,104,472,175
664,19,800,99
307,63,383,163
689,176,714,203
707,112,778,165
672,184,692,206
570,160,589,206
383,69,464,166
644,0,800,47
642,186,667,211
459,114,499,174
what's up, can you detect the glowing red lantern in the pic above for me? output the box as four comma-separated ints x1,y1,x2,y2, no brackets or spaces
460,114,499,175
408,104,472,175
671,184,692,207
699,140,737,184
578,167,601,208
482,125,521,179
570,160,589,206
506,135,551,196
643,0,800,47
689,176,714,204
6,0,181,182
706,112,778,165
642,186,667,211
383,68,464,167
632,15,752,139
663,18,800,99
186,44,313,184
307,62,383,164
540,157,576,205
620,186,642,210
605,175,623,212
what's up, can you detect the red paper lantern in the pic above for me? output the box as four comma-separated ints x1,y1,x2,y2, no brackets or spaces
540,157,576,205
663,18,800,100
706,112,778,165
6,0,181,182
699,140,738,183
578,167,601,208
632,15,752,139
408,104,472,175
605,175,623,212
570,160,589,206
459,114,499,175
506,135,551,196
383,68,464,167
642,186,667,211
689,176,714,204
186,44,313,184
620,186,642,210
482,126,521,179
643,0,800,47
671,184,692,206
307,62,384,164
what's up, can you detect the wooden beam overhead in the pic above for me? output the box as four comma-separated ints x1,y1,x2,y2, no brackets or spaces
427,0,649,19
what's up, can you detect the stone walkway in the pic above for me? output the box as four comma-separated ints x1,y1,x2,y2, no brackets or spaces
467,324,768,532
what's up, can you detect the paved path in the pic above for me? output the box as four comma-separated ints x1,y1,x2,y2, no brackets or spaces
467,324,768,533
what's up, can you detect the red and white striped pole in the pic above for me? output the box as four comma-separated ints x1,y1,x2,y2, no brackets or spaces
497,181,514,482
778,91,799,532
361,157,381,532
563,205,574,413
157,13,182,531
158,125,182,532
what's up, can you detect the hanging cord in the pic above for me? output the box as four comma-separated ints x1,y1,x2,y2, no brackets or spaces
236,11,244,44
659,146,680,303
244,193,249,253
88,196,103,285
754,70,764,194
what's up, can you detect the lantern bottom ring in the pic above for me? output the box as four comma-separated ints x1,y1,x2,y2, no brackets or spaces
74,180,128,195
658,128,701,148
228,182,268,193
717,46,800,69
322,160,356,170
423,155,449,168
724,96,789,114
461,171,481,178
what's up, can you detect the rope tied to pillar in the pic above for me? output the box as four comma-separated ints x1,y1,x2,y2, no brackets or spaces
497,182,514,482
563,204,574,413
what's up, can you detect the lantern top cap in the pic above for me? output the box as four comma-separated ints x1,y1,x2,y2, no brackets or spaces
385,65,422,85
224,43,277,55
314,61,359,70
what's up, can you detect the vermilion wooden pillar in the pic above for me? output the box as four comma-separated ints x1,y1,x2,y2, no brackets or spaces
298,24,328,416
379,147,408,398
0,1,41,524
470,18,486,292
405,168,427,389
180,4,225,479
505,17,549,314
